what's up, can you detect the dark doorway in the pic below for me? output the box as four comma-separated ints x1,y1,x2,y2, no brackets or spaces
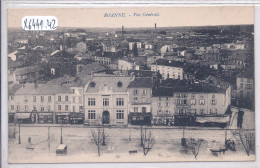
102,111,110,124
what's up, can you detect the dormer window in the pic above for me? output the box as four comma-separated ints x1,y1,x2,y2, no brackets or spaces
90,82,96,87
117,81,123,87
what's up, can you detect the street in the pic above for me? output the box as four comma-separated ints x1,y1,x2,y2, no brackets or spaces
8,106,255,163
8,125,255,163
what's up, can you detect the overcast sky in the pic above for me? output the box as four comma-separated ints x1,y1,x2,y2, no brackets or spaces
8,6,254,28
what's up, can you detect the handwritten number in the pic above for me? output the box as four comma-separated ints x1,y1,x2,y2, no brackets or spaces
23,19,28,30
23,17,57,30
47,19,57,30
51,19,57,29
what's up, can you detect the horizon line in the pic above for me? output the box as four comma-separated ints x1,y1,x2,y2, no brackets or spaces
8,24,254,29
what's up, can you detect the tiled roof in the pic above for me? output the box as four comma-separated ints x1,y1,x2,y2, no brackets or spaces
158,79,226,95
127,70,159,78
236,67,254,79
206,75,230,90
128,77,153,88
47,75,91,87
85,75,132,93
8,58,23,69
77,62,106,75
152,87,174,97
95,51,117,58
172,82,225,93
47,76,76,85
14,83,71,95
14,65,43,76
152,59,184,68
9,84,23,95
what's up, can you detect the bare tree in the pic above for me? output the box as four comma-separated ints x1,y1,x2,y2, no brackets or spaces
141,128,154,156
239,130,255,156
190,139,202,159
91,128,108,156
8,125,16,139
182,138,203,159
140,126,144,146
91,129,102,156
129,128,131,141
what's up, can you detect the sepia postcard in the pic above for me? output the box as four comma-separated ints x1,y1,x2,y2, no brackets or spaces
7,6,255,163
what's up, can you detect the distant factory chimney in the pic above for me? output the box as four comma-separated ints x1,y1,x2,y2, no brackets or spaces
122,25,124,40
155,23,157,38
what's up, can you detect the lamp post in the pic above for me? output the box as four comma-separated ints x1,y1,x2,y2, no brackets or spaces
18,122,21,144
102,125,106,146
48,126,50,153
101,115,106,146
60,126,63,144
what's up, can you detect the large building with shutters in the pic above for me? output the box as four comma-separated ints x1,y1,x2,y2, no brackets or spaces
84,74,133,126
8,77,90,124
151,80,231,126
127,77,154,125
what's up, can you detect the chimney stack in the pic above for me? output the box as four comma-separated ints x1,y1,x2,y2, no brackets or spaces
130,72,135,81
122,25,124,40
155,23,157,38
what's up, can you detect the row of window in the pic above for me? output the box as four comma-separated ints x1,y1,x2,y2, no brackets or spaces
157,110,170,115
158,97,170,101
133,107,147,113
239,83,252,90
90,81,123,88
133,89,147,95
20,96,83,103
157,99,217,106
158,102,170,107
161,73,181,80
240,78,252,83
133,97,147,103
175,99,217,105
157,94,216,100
88,98,124,106
176,108,217,114
11,105,83,112
239,90,252,98
87,110,124,120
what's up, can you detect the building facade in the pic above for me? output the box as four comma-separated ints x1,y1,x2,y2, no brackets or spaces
84,75,133,126
236,67,254,109
9,79,87,124
151,87,175,125
127,77,153,125
150,60,184,80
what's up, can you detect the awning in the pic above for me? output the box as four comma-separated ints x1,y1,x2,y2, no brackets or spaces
196,115,229,123
15,113,31,119
56,113,70,116
153,116,174,119
70,112,84,118
38,113,53,116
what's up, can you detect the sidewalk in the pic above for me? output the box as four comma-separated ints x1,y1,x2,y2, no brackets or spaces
8,106,255,131
9,122,254,131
